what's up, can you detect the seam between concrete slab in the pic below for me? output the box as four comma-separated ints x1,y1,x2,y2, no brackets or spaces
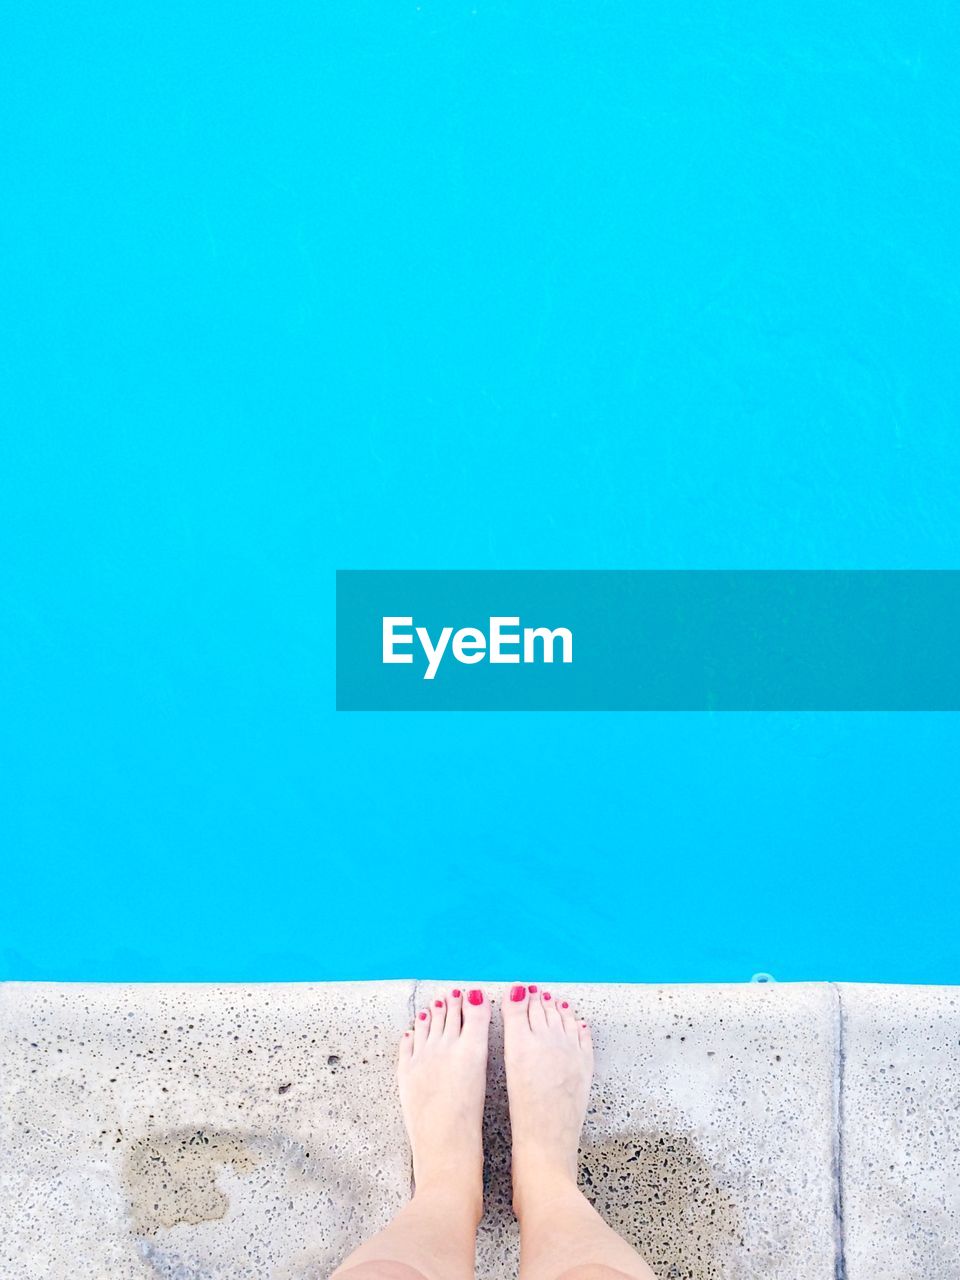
407,979,421,1198
831,982,848,1280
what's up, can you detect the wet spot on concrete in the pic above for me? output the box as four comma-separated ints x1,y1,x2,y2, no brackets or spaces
123,1128,259,1232
579,1128,740,1279
478,1055,738,1280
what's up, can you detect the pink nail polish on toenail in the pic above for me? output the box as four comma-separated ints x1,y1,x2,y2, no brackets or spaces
510,985,525,1002
418,1012,427,1021
467,989,483,1005
543,992,552,1000
561,1001,569,1009
452,989,462,998
434,1000,443,1007
528,984,538,993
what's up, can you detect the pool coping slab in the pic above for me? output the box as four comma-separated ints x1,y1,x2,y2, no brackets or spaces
416,979,839,1280
835,982,960,1280
2,980,959,1279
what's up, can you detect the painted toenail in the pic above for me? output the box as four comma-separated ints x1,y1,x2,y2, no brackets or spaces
510,985,526,1002
467,989,483,1005
452,989,462,997
562,1001,569,1009
544,992,552,1000
528,984,538,993
418,1012,428,1021
434,1000,443,1007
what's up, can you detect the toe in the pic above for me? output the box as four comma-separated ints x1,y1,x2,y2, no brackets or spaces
527,985,548,1030
413,1006,431,1048
444,987,464,1037
428,995,447,1037
462,987,491,1037
398,1028,414,1063
503,982,529,1024
556,997,577,1034
578,1018,593,1053
541,989,559,1027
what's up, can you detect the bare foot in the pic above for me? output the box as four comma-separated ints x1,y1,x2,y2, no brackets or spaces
502,986,656,1280
502,983,593,1213
398,986,491,1220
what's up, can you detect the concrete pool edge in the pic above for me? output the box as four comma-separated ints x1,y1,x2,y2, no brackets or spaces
2,980,957,1279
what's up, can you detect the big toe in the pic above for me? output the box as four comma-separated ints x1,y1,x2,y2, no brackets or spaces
503,982,532,1031
462,986,491,1039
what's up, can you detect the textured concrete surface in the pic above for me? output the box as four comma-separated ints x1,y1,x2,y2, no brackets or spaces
838,984,960,1280
2,981,958,1280
0,983,414,1280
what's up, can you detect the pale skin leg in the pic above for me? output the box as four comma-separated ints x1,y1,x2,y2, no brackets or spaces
331,987,491,1280
503,983,657,1280
331,983,657,1280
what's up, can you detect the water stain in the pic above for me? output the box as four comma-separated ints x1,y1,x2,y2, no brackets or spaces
123,1128,259,1233
578,1128,741,1280
477,1026,741,1280
125,1128,395,1280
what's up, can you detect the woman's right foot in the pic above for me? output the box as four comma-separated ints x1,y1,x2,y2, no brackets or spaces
398,986,491,1222
502,983,593,1214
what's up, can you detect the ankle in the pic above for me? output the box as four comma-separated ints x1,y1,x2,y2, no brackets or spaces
511,1154,582,1219
411,1175,484,1227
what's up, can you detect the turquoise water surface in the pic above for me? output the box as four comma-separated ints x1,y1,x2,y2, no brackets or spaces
2,3,959,983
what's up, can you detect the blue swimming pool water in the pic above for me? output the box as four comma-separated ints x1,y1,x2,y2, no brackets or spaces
2,3,959,983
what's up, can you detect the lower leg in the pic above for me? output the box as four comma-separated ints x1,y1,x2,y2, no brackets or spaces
515,1179,655,1280
330,1187,479,1280
331,988,491,1280
503,985,656,1280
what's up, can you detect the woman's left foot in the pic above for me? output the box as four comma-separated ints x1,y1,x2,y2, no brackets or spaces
398,987,491,1219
